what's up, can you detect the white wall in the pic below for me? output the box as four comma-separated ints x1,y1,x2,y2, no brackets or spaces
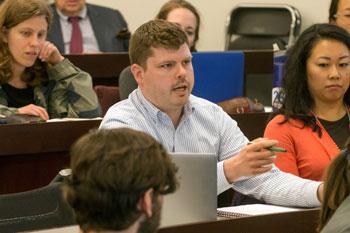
86,0,330,51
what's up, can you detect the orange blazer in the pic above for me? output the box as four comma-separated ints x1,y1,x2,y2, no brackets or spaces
264,114,340,181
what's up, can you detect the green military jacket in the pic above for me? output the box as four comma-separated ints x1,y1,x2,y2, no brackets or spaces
0,59,100,119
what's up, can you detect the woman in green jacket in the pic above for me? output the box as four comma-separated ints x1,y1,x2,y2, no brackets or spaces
0,0,100,120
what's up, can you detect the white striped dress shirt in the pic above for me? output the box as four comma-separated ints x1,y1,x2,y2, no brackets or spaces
100,88,321,207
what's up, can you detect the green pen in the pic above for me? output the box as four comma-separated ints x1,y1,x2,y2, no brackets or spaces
247,142,287,152
269,146,287,153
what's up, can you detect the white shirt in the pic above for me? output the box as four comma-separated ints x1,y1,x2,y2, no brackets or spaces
56,6,100,53
100,88,321,207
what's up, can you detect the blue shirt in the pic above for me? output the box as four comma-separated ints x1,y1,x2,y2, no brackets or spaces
100,88,321,207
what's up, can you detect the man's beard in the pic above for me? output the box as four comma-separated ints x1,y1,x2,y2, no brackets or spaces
137,198,162,233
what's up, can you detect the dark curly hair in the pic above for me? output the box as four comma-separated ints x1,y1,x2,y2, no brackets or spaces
64,128,178,232
279,23,350,136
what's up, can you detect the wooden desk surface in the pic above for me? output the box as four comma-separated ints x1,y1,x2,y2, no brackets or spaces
64,51,272,87
0,112,270,195
28,208,319,233
0,119,101,194
64,53,130,86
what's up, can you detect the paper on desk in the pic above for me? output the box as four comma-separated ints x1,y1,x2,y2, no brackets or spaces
47,117,102,122
217,204,302,218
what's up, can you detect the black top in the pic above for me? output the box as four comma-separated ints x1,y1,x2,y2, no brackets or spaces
319,114,350,149
1,84,34,108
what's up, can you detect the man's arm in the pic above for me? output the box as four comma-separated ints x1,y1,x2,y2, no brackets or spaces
232,166,322,207
223,139,278,182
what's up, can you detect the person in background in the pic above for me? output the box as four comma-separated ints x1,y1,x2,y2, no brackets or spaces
118,0,199,100
0,0,100,120
156,0,200,52
48,0,129,54
64,128,178,233
329,0,350,34
264,23,350,181
318,139,350,233
101,19,324,207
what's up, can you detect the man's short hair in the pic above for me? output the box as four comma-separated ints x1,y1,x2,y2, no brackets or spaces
129,19,189,69
64,128,178,232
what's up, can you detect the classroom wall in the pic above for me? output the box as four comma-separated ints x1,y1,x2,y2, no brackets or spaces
57,0,331,51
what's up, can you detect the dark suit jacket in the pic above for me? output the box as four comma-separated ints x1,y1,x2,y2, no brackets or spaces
47,3,129,53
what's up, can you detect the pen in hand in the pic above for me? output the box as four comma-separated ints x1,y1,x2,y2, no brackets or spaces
247,142,287,153
269,146,287,153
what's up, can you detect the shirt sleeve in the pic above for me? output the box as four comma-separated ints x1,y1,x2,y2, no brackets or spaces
216,110,320,207
214,107,249,194
232,165,321,207
46,59,100,118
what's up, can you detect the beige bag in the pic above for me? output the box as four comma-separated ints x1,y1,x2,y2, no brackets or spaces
217,97,264,114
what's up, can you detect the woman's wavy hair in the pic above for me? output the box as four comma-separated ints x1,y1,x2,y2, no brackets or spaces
156,0,200,52
318,138,350,231
279,23,350,136
0,0,52,86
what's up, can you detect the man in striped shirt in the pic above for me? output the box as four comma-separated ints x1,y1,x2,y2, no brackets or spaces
100,19,324,207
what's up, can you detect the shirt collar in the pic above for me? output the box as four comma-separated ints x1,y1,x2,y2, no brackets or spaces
56,5,88,21
135,88,195,122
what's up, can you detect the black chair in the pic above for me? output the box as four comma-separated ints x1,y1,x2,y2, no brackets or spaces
118,66,137,101
225,3,301,50
0,177,75,233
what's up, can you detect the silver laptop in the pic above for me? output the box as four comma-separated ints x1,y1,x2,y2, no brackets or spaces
161,152,217,227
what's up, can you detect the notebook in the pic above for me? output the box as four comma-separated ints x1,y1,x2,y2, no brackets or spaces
217,204,303,218
161,152,217,227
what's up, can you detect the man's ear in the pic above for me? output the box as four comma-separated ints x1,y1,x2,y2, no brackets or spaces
130,63,144,86
138,188,153,218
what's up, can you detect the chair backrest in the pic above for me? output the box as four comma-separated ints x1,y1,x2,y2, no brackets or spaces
225,3,301,50
192,51,244,103
118,66,138,101
94,85,121,116
0,183,75,233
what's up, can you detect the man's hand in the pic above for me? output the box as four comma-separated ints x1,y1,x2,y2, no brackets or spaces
18,104,49,121
223,138,278,183
317,183,324,203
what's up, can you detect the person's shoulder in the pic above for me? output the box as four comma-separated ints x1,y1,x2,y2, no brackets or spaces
86,3,123,17
49,3,58,16
105,99,137,117
268,114,285,123
100,98,147,129
266,114,304,130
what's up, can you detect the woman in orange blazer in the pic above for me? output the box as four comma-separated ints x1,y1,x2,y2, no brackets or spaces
264,23,350,181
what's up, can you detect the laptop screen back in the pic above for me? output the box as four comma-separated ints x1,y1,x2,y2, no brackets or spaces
160,153,217,227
